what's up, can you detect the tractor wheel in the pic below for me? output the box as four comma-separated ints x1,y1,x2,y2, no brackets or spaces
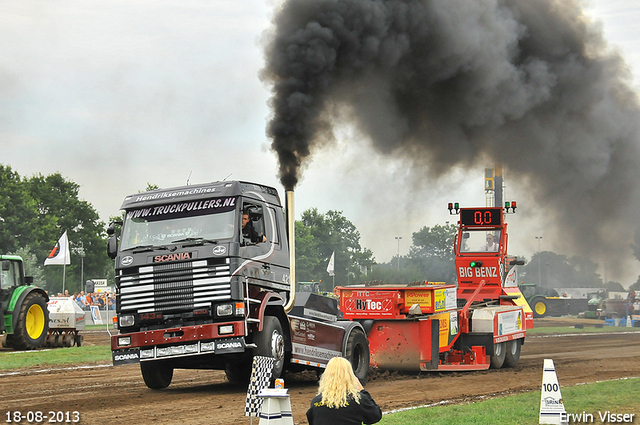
504,339,522,368
140,360,174,390
532,298,548,318
2,334,14,348
254,316,286,379
344,328,369,385
490,342,506,369
11,292,49,350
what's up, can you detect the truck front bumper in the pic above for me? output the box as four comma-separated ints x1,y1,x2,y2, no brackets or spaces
111,321,247,365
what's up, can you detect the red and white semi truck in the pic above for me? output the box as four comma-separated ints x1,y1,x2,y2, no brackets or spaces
108,181,368,389
335,203,533,371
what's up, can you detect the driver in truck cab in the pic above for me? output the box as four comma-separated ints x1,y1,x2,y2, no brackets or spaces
242,212,266,244
483,233,499,252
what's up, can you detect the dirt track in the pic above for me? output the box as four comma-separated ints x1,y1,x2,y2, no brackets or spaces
2,319,640,424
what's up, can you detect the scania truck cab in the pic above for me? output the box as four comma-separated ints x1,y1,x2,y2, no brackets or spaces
108,181,368,389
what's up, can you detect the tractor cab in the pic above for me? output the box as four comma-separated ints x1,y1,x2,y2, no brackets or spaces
449,203,533,329
0,255,49,350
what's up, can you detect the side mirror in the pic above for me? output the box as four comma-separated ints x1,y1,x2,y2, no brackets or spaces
107,235,118,259
107,221,122,236
25,276,34,284
509,259,525,266
106,221,122,259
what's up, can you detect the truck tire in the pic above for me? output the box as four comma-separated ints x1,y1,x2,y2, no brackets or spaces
224,359,253,383
344,328,369,385
255,316,285,379
503,339,522,368
490,342,506,369
140,361,174,390
11,292,49,350
532,297,548,318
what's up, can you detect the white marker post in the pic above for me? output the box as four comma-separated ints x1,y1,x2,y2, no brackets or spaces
539,359,568,425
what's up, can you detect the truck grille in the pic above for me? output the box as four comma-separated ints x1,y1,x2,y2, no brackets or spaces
117,259,232,314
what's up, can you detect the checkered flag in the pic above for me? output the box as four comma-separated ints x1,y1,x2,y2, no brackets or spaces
244,356,276,417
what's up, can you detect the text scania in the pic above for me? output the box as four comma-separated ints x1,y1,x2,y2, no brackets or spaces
126,197,236,219
458,266,498,278
154,253,192,263
114,353,139,361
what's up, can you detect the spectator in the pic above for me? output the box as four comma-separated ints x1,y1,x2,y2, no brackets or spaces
306,357,381,425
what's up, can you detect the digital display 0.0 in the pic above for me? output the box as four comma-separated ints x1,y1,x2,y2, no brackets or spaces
460,208,502,226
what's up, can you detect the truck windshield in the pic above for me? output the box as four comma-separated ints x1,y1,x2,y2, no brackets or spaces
459,229,501,253
120,196,237,251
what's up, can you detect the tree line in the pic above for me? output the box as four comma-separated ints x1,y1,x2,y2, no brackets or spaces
0,165,111,294
2,164,637,295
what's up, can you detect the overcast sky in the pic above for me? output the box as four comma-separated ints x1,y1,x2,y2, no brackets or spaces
2,0,640,284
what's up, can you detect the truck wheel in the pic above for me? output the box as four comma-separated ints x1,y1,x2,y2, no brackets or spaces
532,298,548,318
503,339,521,368
141,361,174,389
255,316,285,379
11,292,49,350
224,359,252,383
490,342,506,369
344,328,369,385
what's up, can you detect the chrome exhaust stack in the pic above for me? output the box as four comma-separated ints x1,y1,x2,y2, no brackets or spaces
284,190,295,312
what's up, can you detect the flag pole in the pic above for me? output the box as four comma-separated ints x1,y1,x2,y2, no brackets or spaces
63,264,66,294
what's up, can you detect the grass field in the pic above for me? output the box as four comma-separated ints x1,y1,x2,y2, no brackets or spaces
0,345,111,370
527,325,640,335
379,377,640,425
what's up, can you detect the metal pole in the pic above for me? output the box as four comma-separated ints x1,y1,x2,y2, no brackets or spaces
535,236,543,287
395,237,402,271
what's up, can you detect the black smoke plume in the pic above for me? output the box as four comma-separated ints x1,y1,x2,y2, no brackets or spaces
262,0,640,279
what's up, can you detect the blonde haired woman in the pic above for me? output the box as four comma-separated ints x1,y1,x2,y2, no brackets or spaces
306,356,381,425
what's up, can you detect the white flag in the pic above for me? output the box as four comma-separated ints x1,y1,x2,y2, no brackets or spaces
326,251,335,276
44,231,71,266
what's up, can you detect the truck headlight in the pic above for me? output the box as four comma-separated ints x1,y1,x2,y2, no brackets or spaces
118,336,131,347
119,315,135,327
140,349,155,359
219,324,234,335
216,303,233,317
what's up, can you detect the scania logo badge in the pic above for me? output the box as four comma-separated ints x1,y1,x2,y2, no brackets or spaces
121,256,133,266
212,245,227,256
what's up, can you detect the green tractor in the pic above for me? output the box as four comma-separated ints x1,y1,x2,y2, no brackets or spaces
0,255,49,350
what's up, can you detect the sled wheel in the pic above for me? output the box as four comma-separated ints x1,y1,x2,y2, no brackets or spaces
141,361,174,390
62,332,73,348
255,316,285,379
490,341,506,369
344,328,369,385
504,339,522,368
12,292,49,350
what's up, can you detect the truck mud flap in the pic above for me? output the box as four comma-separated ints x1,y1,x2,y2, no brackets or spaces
214,337,245,354
113,348,141,366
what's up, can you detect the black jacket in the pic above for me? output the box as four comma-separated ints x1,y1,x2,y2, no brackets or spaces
306,390,382,425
